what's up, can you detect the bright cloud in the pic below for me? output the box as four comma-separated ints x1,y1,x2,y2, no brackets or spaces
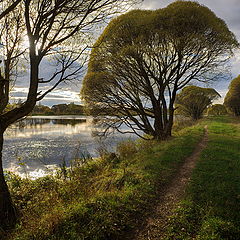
10,87,82,106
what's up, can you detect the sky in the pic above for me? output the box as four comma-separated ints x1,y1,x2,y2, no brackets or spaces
11,0,240,106
11,59,84,106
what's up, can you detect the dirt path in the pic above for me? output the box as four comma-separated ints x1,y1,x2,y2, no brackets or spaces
133,125,208,240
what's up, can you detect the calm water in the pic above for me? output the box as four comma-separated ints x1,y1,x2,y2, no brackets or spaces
3,116,135,178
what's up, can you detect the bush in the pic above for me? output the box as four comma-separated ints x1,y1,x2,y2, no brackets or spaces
116,140,138,159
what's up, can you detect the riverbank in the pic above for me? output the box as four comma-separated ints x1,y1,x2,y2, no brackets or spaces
3,116,240,239
3,121,203,239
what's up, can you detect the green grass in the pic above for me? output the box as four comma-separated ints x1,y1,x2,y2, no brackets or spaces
164,116,240,240
4,124,204,240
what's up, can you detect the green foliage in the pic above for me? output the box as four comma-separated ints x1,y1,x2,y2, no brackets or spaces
173,118,197,133
31,104,52,115
116,140,138,160
207,104,227,116
5,124,203,240
175,86,220,120
224,75,240,116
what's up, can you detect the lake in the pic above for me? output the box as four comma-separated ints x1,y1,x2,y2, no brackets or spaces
3,116,136,178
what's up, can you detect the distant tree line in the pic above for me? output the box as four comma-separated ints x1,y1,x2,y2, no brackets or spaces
175,86,221,120
207,104,227,116
31,103,85,116
175,73,240,119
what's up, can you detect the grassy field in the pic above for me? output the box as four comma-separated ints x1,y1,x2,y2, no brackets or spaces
164,116,240,239
3,123,204,240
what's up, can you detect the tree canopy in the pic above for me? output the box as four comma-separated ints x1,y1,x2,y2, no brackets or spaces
224,75,240,116
82,1,238,139
175,86,220,120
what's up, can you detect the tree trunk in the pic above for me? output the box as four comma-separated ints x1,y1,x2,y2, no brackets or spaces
154,113,164,139
165,94,177,138
0,131,17,230
0,47,39,231
166,113,174,137
154,120,169,141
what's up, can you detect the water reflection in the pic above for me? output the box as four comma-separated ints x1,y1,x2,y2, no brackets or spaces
3,116,135,178
14,118,87,129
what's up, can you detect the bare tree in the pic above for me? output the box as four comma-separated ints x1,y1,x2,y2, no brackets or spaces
0,0,135,230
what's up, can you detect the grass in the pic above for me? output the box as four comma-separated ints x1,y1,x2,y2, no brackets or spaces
164,116,240,240
3,124,204,240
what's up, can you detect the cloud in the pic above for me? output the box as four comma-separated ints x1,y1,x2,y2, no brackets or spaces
11,55,84,106
10,87,82,106
231,50,240,77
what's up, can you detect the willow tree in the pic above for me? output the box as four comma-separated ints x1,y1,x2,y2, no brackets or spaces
224,75,240,116
82,1,238,140
0,0,134,230
175,86,220,120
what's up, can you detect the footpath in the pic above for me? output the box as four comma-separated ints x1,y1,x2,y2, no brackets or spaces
134,126,208,240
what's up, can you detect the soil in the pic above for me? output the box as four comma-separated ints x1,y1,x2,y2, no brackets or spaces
133,125,208,240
